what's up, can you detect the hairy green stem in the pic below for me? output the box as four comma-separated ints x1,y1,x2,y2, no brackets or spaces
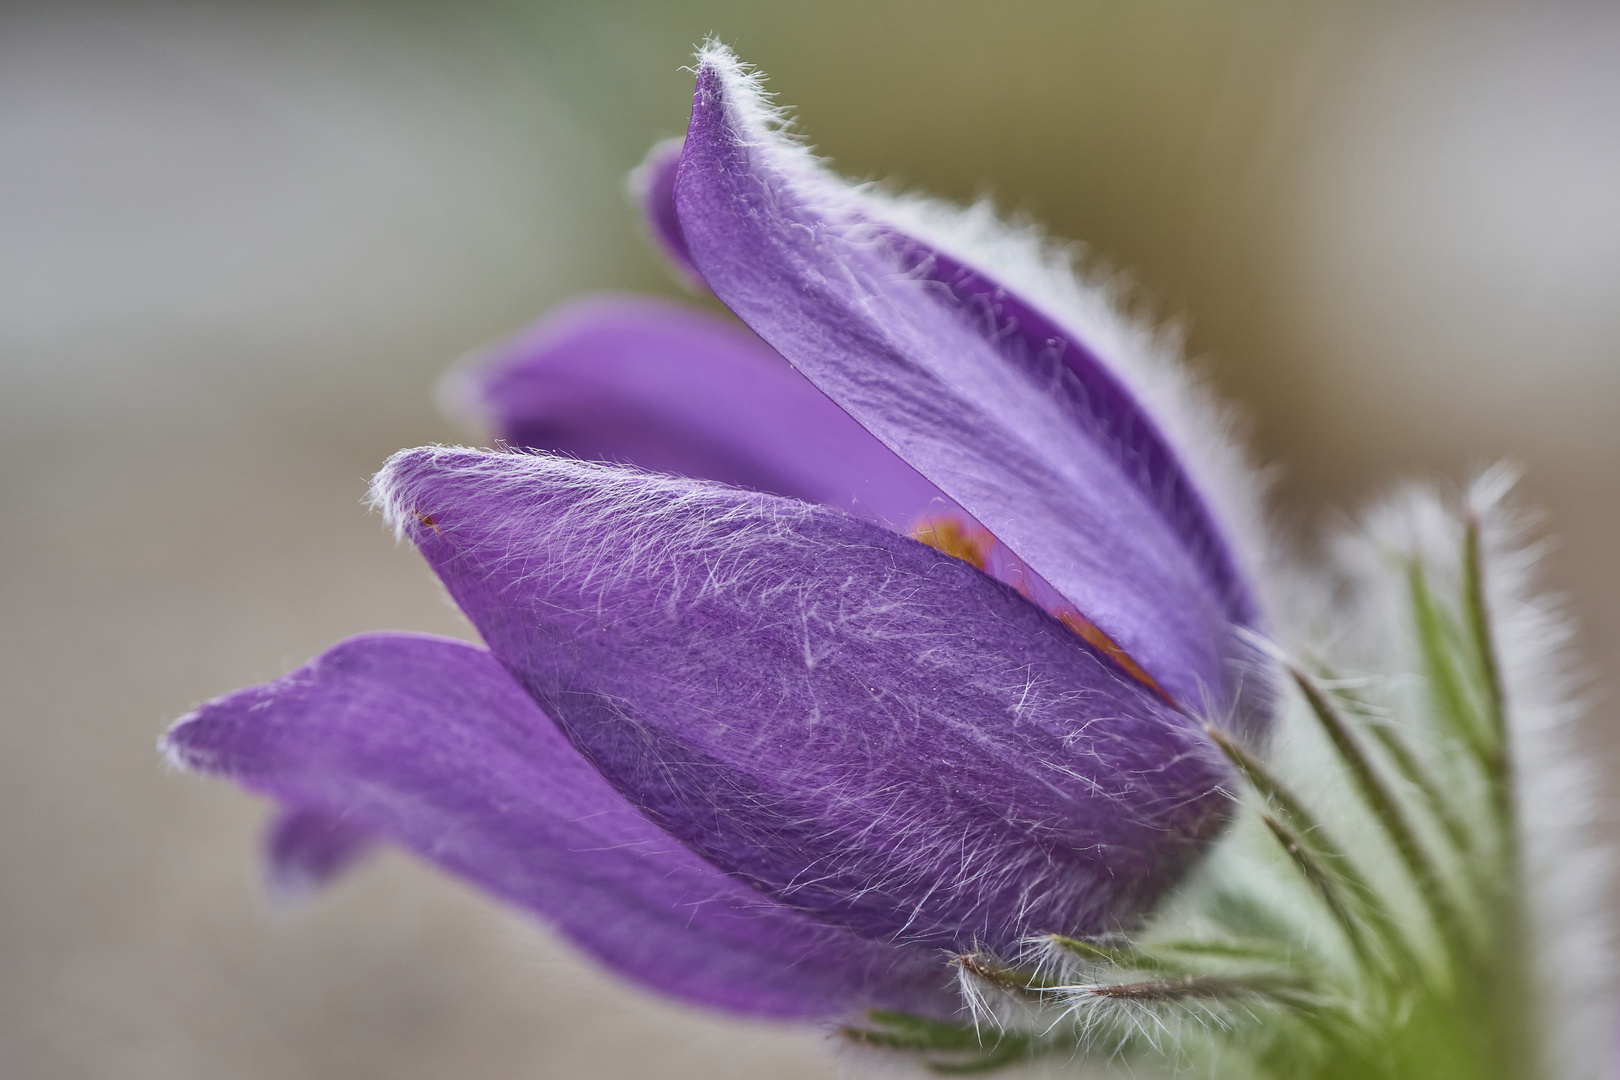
1463,514,1516,871
1261,814,1382,975
1361,718,1477,859
1208,724,1416,968
1048,934,1168,972
1291,666,1474,962
1410,561,1490,758
1205,725,1322,840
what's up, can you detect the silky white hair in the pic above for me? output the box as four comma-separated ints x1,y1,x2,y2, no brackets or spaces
1326,468,1614,1080
694,41,1279,632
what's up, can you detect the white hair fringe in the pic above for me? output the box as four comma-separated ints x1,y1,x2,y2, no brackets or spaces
693,40,1278,630
698,42,1611,1073
1330,466,1614,1080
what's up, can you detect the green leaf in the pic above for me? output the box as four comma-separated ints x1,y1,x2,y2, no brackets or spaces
1048,933,1169,971
1291,665,1475,963
844,1011,991,1052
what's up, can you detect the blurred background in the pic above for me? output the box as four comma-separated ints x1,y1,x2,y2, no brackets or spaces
3,1,1617,1076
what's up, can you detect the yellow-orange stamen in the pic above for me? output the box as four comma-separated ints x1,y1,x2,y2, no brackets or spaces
909,514,1175,707
1058,609,1175,706
909,517,991,572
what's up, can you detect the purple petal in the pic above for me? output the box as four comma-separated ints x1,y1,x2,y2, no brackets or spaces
628,137,703,287
164,632,954,1019
374,448,1233,955
264,806,378,903
456,293,955,530
458,297,1174,698
672,50,1251,713
637,140,1256,634
894,249,1258,630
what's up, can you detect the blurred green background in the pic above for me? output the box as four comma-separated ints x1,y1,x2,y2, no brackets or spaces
4,2,1617,1077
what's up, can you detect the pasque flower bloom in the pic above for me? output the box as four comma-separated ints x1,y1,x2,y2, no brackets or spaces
164,45,1272,1021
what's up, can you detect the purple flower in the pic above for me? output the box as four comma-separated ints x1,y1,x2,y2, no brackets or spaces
164,45,1270,1022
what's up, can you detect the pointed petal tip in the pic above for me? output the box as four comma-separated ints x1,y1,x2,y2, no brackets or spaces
369,447,427,543
685,41,799,162
369,444,503,543
690,43,782,123
167,630,956,1019
673,47,1265,717
161,706,230,775
157,724,194,774
692,39,744,82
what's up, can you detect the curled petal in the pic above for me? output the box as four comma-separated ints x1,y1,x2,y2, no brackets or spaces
672,46,1256,714
264,806,378,903
164,632,953,1018
374,448,1233,954
451,294,954,530
627,136,704,288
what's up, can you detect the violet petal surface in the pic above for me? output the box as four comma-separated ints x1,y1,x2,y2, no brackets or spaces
461,293,953,529
673,52,1246,711
164,632,954,1018
634,145,1255,633
628,136,703,287
375,448,1233,954
264,806,378,901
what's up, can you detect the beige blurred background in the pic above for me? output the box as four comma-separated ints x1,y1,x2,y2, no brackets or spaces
3,1,1617,1077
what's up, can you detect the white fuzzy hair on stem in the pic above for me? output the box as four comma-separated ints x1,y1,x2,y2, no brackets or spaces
1332,467,1613,1080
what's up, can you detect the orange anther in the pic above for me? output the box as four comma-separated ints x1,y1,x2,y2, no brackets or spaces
909,517,991,572
1058,609,1175,706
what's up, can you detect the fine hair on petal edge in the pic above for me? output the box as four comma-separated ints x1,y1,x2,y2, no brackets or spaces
367,443,1232,954
689,39,1279,635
